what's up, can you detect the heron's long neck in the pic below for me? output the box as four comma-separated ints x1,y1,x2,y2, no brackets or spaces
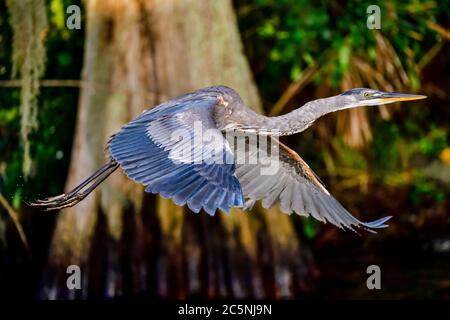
267,96,342,135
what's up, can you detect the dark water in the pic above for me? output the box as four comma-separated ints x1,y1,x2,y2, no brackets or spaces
313,236,450,299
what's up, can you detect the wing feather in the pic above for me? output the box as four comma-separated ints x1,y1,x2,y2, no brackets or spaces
232,135,391,232
109,93,244,215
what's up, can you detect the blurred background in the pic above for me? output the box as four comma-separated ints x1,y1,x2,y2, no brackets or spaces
0,0,449,299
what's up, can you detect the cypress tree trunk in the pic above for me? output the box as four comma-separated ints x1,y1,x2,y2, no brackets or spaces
41,0,315,299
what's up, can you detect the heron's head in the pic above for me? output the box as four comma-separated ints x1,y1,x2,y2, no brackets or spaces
340,88,426,108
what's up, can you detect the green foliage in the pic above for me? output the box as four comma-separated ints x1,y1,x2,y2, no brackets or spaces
409,175,446,207
236,0,449,97
236,0,450,218
416,126,447,157
6,0,48,176
302,218,319,239
0,0,83,207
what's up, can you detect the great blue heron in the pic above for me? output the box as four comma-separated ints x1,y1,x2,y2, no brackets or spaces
31,86,426,232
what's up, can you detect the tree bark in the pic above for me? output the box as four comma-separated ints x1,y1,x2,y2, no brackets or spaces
41,0,315,299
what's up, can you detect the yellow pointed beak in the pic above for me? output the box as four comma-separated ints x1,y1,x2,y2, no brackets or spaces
377,92,427,103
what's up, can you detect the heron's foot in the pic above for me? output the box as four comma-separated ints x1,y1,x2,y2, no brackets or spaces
33,193,69,204
29,192,87,211
29,160,119,211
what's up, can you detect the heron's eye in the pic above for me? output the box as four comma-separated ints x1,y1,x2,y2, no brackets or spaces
363,92,371,98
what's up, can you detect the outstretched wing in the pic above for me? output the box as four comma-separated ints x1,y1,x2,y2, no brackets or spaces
109,92,243,215
231,135,391,232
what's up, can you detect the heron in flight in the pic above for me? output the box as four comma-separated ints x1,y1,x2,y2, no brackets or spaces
31,86,426,232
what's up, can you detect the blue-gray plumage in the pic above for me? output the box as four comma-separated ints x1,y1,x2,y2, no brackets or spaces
108,91,242,215
31,86,426,232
